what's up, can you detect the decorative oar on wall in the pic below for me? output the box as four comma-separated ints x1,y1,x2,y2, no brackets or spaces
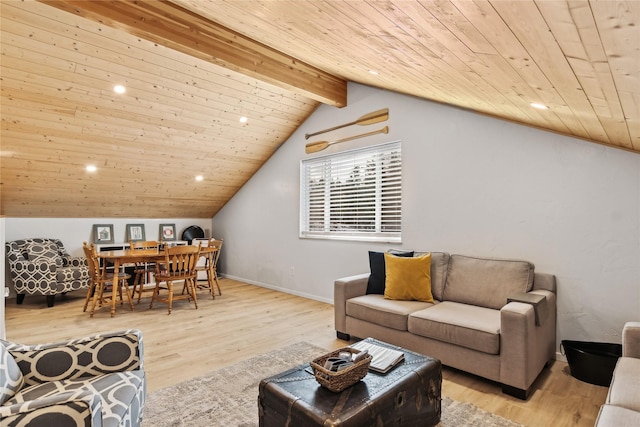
305,126,389,154
304,108,389,140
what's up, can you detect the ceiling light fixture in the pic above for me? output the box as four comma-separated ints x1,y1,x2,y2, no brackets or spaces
195,175,204,182
86,165,97,172
113,85,126,94
368,70,380,75
239,116,248,123
530,102,548,110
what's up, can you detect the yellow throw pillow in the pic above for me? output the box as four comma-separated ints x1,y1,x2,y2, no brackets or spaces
384,252,434,303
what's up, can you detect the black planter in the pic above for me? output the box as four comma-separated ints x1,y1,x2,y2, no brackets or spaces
561,340,622,386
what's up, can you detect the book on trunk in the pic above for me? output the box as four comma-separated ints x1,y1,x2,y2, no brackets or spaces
350,340,405,374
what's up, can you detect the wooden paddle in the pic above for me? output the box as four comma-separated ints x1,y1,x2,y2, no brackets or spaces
304,108,389,140
305,126,389,154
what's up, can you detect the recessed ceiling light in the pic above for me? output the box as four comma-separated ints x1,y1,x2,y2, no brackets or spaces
195,175,204,182
113,85,126,94
239,116,248,123
86,165,97,172
530,102,548,110
368,70,380,75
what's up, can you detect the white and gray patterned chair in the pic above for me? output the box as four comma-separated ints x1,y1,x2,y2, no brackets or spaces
0,329,146,427
6,238,91,307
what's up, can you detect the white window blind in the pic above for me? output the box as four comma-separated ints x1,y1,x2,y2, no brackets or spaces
300,141,402,242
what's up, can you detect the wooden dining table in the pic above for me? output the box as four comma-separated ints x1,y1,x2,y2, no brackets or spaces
97,246,218,317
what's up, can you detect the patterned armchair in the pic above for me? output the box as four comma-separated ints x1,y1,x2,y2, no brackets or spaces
6,238,91,307
0,329,146,427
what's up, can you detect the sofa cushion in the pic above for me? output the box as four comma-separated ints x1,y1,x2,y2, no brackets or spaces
346,294,434,331
384,252,434,303
5,370,144,427
415,251,450,301
24,241,63,268
596,404,640,427
408,301,501,354
443,255,534,310
605,357,640,412
366,250,414,295
1,343,24,405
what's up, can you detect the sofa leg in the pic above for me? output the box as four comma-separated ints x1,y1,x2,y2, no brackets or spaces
336,331,350,341
16,294,25,304
46,295,55,308
502,384,531,400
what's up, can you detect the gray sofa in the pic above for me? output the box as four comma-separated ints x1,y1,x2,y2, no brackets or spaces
334,252,557,399
595,322,640,426
1,329,146,427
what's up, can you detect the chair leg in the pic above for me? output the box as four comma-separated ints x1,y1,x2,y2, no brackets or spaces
167,281,173,315
83,282,95,312
16,294,25,304
189,278,198,309
46,295,55,308
122,280,134,311
149,282,159,309
90,283,104,317
214,272,222,296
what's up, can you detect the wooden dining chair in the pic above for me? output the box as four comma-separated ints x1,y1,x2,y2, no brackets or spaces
150,243,201,314
129,240,160,303
82,242,133,317
194,238,223,299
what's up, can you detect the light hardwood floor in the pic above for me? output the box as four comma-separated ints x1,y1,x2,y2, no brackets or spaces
4,278,607,426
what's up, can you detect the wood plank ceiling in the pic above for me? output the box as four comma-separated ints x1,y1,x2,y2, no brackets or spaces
1,0,638,218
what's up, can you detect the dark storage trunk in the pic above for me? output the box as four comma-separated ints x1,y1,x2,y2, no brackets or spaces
561,340,622,386
259,340,441,426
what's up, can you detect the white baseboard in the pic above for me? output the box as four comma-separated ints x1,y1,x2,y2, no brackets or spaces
556,351,567,362
220,274,333,305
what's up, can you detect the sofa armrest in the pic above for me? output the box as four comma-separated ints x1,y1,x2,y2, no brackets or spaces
334,273,369,335
499,289,557,394
622,321,640,358
0,390,102,427
4,329,144,387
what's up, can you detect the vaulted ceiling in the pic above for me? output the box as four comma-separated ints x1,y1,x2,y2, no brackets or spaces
1,0,638,218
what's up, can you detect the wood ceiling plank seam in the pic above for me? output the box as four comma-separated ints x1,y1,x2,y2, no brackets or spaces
535,0,632,148
38,0,347,107
358,1,534,123
3,1,316,110
490,0,609,143
0,40,308,127
326,1,492,108
411,1,570,132
589,1,640,149
1,123,281,162
2,119,282,160
1,67,304,134
450,0,593,140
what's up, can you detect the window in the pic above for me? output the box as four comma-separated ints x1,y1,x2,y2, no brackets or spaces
300,141,402,242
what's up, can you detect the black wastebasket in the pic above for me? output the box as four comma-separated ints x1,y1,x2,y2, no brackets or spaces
561,340,622,386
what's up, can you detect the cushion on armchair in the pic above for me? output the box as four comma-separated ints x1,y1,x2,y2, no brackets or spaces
24,241,63,267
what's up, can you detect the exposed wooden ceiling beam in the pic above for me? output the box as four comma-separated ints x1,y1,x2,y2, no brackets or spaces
38,0,347,107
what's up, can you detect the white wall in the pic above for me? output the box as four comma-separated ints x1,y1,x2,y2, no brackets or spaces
213,83,640,354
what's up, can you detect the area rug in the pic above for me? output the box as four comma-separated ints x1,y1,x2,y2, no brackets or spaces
142,342,522,427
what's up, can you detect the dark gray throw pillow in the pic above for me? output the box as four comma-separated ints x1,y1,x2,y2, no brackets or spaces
366,250,414,295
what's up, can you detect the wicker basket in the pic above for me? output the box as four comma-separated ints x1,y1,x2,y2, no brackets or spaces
310,347,372,392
